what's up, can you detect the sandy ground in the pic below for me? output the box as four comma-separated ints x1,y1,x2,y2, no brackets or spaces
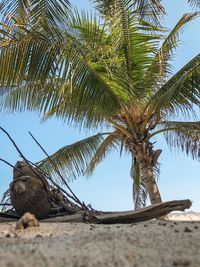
0,220,200,267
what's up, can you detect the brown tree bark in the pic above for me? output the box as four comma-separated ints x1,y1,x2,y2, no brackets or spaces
139,160,162,204
132,140,162,206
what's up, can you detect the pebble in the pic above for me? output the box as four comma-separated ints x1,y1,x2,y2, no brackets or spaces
184,227,192,233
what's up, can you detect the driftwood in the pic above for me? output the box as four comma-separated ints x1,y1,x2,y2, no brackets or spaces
0,199,191,224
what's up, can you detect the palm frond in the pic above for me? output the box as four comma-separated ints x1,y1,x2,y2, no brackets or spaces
0,15,124,128
92,0,165,24
145,12,199,91
86,132,121,175
188,0,200,9
146,53,200,116
1,0,70,26
152,121,200,160
0,17,63,87
109,1,161,77
68,8,107,52
99,5,163,101
38,133,110,181
132,0,165,24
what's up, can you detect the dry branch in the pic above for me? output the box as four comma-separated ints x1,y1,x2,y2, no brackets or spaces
0,199,191,224
41,199,191,224
29,131,86,209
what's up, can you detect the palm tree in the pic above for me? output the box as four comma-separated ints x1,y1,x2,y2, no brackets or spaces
0,0,200,209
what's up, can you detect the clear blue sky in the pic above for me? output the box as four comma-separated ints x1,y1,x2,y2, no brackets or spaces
0,0,199,211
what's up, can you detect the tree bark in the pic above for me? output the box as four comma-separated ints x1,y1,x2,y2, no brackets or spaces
132,140,162,206
139,159,162,205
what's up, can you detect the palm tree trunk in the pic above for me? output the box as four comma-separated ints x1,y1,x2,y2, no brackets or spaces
139,159,162,205
132,141,162,206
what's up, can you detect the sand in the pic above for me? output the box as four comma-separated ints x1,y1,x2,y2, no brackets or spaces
0,220,200,267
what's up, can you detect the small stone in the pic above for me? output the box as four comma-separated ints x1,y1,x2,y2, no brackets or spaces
5,233,11,238
15,212,39,230
194,225,198,229
174,229,179,233
184,226,192,233
173,259,190,266
144,224,148,227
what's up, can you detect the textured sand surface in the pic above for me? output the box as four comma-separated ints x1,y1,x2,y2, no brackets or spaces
0,220,200,267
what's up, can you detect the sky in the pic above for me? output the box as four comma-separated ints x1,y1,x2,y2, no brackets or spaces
0,0,199,212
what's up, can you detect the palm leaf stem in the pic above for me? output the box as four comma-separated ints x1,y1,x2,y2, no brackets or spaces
149,127,184,138
109,119,132,137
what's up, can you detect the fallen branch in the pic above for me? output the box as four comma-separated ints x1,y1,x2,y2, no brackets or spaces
0,199,192,224
0,211,20,222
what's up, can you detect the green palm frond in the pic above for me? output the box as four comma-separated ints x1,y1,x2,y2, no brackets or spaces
0,84,39,113
38,133,110,181
1,0,70,26
117,1,133,76
67,8,132,101
86,132,121,175
145,13,199,91
131,0,165,24
89,0,163,92
0,78,121,130
90,1,135,78
0,17,63,87
152,121,200,160
102,8,163,100
128,26,162,99
0,15,124,128
108,1,161,78
68,8,107,51
146,53,200,116
0,4,164,124
92,0,165,24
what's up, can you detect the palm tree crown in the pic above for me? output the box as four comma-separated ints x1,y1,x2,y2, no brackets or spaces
0,0,200,208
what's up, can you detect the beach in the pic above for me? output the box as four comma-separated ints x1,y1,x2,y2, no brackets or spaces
0,220,200,267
